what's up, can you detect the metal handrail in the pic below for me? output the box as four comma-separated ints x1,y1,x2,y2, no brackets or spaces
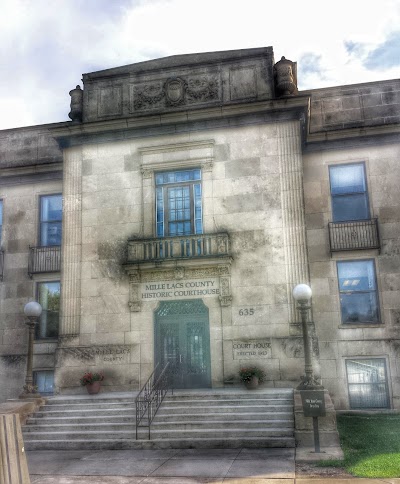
135,361,173,440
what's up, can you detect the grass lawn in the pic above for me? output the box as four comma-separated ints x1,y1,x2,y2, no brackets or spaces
318,413,400,478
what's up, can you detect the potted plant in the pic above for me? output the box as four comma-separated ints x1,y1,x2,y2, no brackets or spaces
80,372,105,394
239,366,266,390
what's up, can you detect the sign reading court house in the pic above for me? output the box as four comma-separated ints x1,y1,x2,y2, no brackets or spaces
141,278,220,300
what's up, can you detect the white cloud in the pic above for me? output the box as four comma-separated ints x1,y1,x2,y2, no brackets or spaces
0,0,399,129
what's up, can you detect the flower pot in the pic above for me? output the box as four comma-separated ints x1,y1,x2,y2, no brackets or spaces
86,381,101,394
244,375,259,390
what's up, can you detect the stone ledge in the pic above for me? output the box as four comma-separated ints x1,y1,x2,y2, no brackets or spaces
0,397,47,425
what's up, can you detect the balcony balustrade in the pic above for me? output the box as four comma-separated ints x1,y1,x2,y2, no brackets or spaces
127,233,230,264
28,246,61,277
328,219,380,253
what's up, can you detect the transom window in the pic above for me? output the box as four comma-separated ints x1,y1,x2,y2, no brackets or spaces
346,359,389,409
337,260,380,324
329,163,370,222
40,194,62,246
155,169,203,237
36,281,60,339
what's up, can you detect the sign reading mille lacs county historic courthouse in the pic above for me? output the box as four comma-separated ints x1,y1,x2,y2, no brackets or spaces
141,278,220,300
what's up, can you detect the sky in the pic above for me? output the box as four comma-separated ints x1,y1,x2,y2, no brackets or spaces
1,0,399,130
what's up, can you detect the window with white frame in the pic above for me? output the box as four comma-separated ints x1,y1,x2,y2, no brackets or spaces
40,194,62,246
35,281,60,339
337,260,380,324
329,163,370,222
155,169,203,237
346,358,389,409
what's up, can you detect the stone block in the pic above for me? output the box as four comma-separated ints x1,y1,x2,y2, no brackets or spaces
225,158,261,178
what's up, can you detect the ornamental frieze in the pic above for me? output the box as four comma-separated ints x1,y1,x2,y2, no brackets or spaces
131,73,221,113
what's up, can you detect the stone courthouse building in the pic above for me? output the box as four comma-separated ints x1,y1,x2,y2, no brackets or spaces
1,47,399,411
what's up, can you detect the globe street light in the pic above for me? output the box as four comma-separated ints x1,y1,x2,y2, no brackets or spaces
293,284,322,390
20,301,42,398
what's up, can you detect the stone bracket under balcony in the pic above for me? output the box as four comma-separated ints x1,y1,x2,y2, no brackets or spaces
123,233,233,312
28,246,61,277
328,219,380,254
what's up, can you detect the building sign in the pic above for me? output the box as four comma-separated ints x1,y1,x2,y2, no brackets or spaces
300,390,326,417
141,278,220,300
232,339,272,360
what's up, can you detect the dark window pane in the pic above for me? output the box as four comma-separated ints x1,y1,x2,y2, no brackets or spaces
346,359,389,408
41,195,62,222
340,292,379,323
41,222,62,246
36,282,60,339
332,194,369,221
338,260,376,291
330,164,366,195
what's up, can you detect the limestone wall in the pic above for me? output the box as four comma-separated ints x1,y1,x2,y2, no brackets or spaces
0,178,62,402
303,141,400,409
56,119,315,394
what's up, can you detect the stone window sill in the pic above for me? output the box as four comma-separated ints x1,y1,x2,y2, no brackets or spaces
338,324,383,329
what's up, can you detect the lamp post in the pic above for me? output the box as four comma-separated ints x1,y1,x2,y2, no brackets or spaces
293,284,322,390
20,301,42,398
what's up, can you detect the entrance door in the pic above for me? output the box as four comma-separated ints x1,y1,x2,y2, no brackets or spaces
155,299,211,389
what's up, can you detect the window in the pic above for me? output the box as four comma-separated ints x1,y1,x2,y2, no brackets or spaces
337,260,380,324
329,163,369,222
155,169,203,237
346,359,389,409
33,371,54,394
40,194,62,246
36,281,60,339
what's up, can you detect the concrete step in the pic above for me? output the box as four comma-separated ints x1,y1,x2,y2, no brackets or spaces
153,411,294,422
26,415,136,425
23,427,293,441
24,436,295,450
157,398,292,407
23,419,293,433
157,404,293,415
39,402,137,411
23,389,295,450
32,409,136,418
163,392,293,401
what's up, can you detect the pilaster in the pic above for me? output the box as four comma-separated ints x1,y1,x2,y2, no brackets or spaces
60,146,83,340
278,121,310,323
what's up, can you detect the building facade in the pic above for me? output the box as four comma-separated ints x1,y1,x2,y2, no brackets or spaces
0,47,399,410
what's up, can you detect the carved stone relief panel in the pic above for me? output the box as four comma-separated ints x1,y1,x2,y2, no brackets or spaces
130,73,221,113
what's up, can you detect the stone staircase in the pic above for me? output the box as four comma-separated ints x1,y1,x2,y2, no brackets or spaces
23,389,295,450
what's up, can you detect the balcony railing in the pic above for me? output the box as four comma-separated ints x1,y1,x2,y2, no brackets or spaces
328,219,380,253
127,233,230,263
28,246,61,277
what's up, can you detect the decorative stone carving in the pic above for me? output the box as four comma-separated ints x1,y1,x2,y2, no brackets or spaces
219,295,233,307
68,85,83,122
219,275,232,306
186,76,220,103
128,281,141,312
129,271,140,283
141,168,152,179
133,82,164,110
164,78,186,106
174,266,185,280
131,74,221,112
274,57,298,97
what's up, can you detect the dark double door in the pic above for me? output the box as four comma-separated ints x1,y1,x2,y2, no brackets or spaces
155,300,211,389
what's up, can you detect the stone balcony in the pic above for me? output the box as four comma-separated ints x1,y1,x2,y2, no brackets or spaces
126,233,230,266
